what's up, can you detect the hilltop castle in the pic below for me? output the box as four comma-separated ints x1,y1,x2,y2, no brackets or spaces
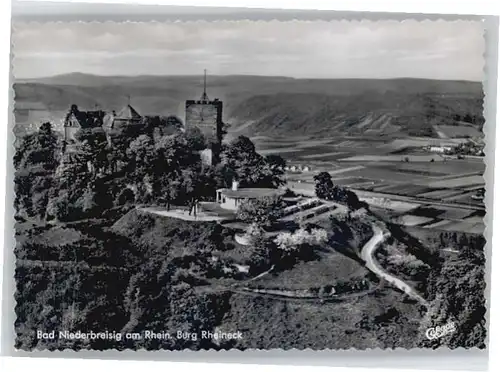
185,70,223,165
63,71,224,166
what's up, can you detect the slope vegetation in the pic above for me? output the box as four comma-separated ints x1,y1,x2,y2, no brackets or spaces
228,91,484,137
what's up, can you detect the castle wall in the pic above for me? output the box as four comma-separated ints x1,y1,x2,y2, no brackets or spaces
200,148,213,167
64,126,80,142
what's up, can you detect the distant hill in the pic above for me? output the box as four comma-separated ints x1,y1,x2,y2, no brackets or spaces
228,91,484,138
13,73,484,138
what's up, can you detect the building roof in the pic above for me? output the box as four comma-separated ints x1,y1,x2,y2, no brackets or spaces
115,104,141,120
64,105,105,129
217,188,285,199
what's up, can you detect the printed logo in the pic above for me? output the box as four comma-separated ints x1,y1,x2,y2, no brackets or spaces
425,321,456,340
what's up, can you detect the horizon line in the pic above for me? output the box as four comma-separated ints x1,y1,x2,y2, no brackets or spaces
15,72,482,83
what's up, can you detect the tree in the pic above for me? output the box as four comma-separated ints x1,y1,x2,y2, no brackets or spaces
220,136,285,188
74,128,110,175
313,171,365,209
313,172,334,199
14,123,62,219
155,133,200,174
159,177,180,211
181,167,216,216
14,122,59,170
420,244,486,349
221,136,261,186
245,223,265,245
261,154,287,188
126,135,157,201
272,227,327,268
183,126,207,152
237,196,286,228
274,228,327,252
122,257,230,350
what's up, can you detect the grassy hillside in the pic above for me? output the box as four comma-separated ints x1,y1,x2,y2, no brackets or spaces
14,73,484,138
228,91,484,137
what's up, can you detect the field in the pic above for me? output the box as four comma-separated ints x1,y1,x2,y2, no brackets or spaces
427,175,484,188
384,137,469,150
434,124,483,138
339,154,448,162
395,161,483,177
254,130,485,238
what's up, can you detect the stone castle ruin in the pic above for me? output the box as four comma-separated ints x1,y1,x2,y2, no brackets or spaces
63,102,144,143
63,71,224,167
63,104,107,142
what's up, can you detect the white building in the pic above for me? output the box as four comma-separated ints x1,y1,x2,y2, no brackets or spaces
429,146,452,153
216,181,285,211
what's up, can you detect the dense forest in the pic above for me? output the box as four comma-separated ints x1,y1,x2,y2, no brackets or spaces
419,240,487,348
14,120,286,222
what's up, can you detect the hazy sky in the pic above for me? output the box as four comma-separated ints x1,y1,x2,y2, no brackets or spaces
12,20,485,80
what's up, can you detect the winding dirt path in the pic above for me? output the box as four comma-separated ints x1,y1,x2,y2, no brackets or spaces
360,226,428,306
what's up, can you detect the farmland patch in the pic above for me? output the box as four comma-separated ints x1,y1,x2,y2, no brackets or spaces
467,223,485,234
463,215,484,224
301,151,348,160
424,220,455,229
406,206,444,219
443,192,484,205
258,147,306,155
437,220,480,233
397,215,434,226
385,137,469,151
359,197,419,213
340,154,448,162
395,162,464,176
330,177,369,186
428,175,484,189
438,208,475,220
435,125,483,138
371,183,432,196
417,189,464,199
341,167,430,184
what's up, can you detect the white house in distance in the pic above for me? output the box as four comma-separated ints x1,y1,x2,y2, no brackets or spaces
216,181,285,211
429,145,453,153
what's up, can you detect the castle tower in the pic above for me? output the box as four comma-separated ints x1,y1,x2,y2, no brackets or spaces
185,70,223,165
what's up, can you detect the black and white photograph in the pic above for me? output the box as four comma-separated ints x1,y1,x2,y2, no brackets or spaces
10,18,487,351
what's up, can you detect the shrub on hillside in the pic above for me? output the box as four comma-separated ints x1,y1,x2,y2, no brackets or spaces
313,171,367,210
116,188,135,206
237,195,286,228
270,227,327,269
